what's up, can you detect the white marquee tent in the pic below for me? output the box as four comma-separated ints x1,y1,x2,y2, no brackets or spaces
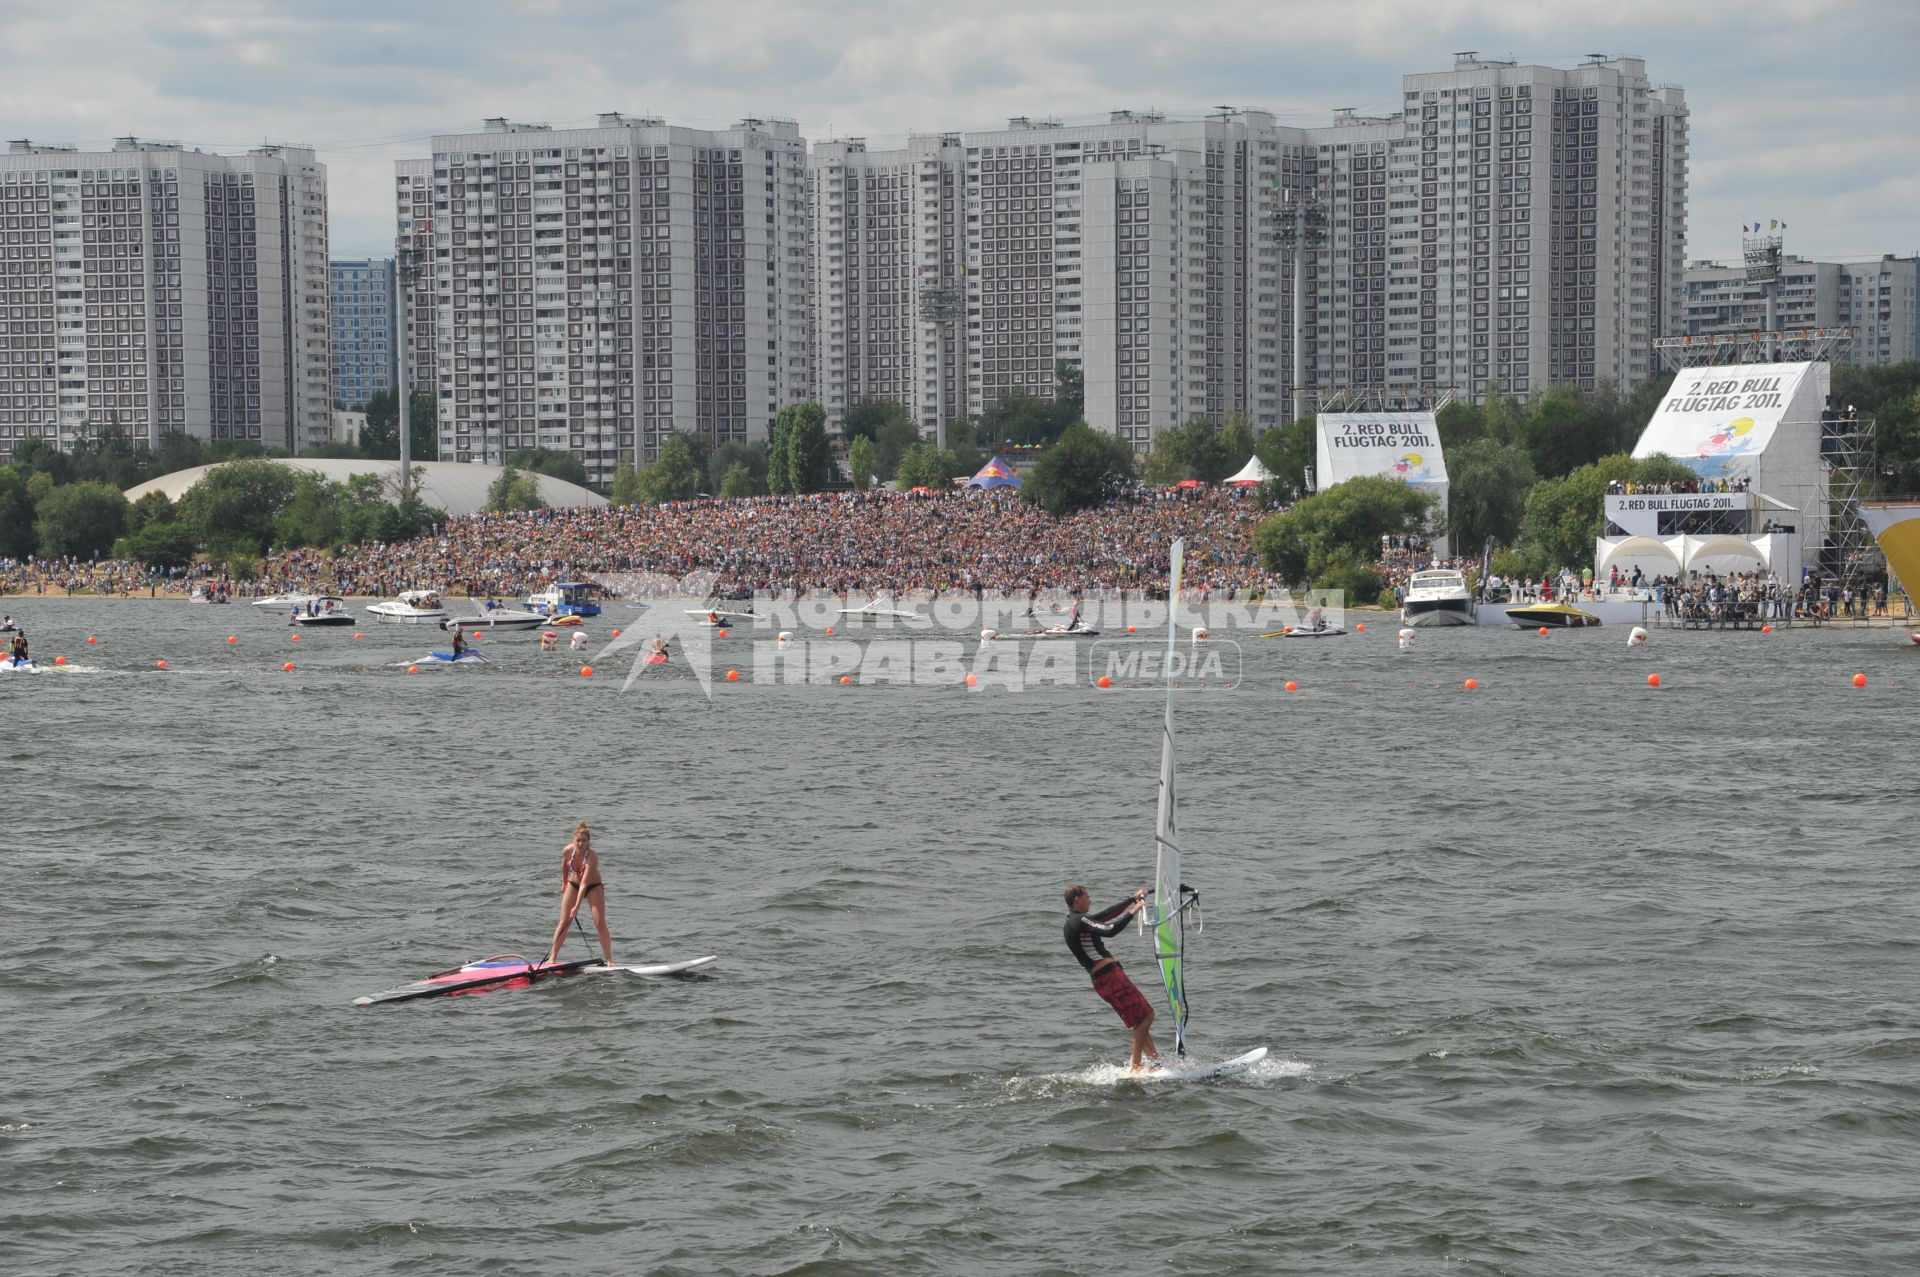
1224,454,1275,486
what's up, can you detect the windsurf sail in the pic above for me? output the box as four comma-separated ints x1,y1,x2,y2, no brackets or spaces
1151,538,1198,1059
352,954,601,1005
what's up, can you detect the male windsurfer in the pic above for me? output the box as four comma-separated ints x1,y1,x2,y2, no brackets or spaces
1062,884,1159,1072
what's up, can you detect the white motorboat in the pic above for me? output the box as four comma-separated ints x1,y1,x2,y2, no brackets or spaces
837,594,920,622
253,591,321,609
366,589,450,624
440,606,548,632
1402,568,1477,628
290,596,355,627
683,598,759,625
188,584,231,604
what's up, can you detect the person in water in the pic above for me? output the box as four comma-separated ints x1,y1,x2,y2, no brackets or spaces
449,623,466,658
543,821,615,966
1063,883,1159,1072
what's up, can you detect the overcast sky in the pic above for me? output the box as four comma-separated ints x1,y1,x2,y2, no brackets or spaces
3,0,1914,265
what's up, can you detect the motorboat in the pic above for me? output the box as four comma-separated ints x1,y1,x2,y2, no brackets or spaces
1507,601,1602,628
0,655,35,672
252,591,320,609
367,589,450,624
527,581,605,618
836,594,919,622
1264,607,1345,638
188,584,230,604
290,596,355,627
1401,568,1477,627
684,598,759,625
439,606,548,632
417,648,490,665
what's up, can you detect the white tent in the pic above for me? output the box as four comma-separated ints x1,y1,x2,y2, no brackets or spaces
1594,532,1794,583
1224,454,1275,487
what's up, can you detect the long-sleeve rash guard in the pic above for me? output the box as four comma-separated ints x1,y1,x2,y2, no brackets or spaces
1064,899,1134,974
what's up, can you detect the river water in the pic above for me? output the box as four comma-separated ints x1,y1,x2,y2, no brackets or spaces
2,600,1916,1276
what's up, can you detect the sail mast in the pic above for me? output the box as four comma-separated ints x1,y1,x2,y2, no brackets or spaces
1153,539,1189,1058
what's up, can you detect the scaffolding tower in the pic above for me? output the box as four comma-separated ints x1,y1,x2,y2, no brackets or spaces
1820,403,1883,593
1653,325,1859,369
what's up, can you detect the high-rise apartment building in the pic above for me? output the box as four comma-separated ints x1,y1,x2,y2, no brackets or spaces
0,137,330,459
1684,254,1919,367
813,53,1687,450
397,115,811,483
329,257,396,407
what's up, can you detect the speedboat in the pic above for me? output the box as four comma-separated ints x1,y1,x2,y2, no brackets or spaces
1507,602,1602,628
1402,568,1476,627
684,598,758,625
367,589,450,624
836,594,919,622
290,596,355,627
440,607,547,632
253,591,321,609
527,581,605,618
188,584,230,604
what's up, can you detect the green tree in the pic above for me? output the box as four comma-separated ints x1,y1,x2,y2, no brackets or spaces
113,519,198,570
0,468,39,558
360,389,439,461
843,398,910,443
1020,423,1137,516
1436,400,1486,451
1221,412,1257,473
1255,416,1315,498
301,440,366,460
178,459,297,557
848,436,876,491
979,389,1064,447
780,402,832,493
636,432,702,503
719,462,756,500
1520,385,1611,478
1052,360,1085,435
608,462,644,506
504,447,590,489
69,421,147,488
274,472,345,549
1518,452,1696,569
1252,475,1435,586
12,438,73,486
894,443,952,491
34,480,128,559
486,467,545,512
1447,438,1537,552
767,407,795,494
706,441,768,496
1482,382,1526,447
1143,416,1236,486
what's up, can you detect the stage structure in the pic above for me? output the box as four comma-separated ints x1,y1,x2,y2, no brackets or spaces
1314,409,1451,555
1596,361,1837,587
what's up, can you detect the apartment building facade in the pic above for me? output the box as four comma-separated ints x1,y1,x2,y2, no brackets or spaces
398,115,811,483
812,54,1687,451
328,257,396,407
0,137,330,459
1683,254,1920,367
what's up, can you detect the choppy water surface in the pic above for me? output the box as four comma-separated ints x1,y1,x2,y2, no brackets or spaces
3,602,1916,1276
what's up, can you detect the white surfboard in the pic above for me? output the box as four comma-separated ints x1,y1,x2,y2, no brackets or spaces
1143,1046,1268,1081
593,955,719,977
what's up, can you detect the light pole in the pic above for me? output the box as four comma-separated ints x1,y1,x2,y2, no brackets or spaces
918,282,965,449
394,228,431,497
1276,186,1327,423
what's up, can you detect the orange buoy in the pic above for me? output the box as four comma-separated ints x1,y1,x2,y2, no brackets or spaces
227,635,238,644
353,632,363,639
825,625,834,636
1283,625,1294,635
54,655,67,665
726,668,739,682
1356,623,1366,633
86,636,97,645
1647,673,1661,688
611,628,622,638
1852,672,1867,688
964,673,977,687
1097,675,1112,689
282,662,295,672
840,675,853,685
1538,626,1550,636
718,628,728,638
1284,680,1297,691
1464,678,1478,690
580,666,593,678
289,633,301,641
1761,624,1773,634
155,659,167,670
1127,624,1136,634
407,665,419,674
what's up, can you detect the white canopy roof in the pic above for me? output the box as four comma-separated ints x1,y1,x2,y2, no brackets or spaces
126,459,606,518
1224,454,1275,486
